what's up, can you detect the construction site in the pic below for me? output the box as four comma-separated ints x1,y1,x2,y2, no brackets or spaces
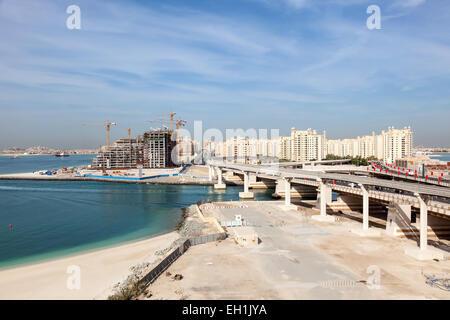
87,112,187,171
92,129,175,169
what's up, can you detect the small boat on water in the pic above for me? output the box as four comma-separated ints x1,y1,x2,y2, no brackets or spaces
11,155,20,159
55,152,70,157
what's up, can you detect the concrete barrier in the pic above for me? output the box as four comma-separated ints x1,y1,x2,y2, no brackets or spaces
196,204,227,233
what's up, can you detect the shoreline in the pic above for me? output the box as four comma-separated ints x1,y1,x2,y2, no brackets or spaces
0,175,232,273
0,229,178,272
0,154,96,157
0,202,217,300
0,173,216,185
0,190,222,300
0,163,220,186
0,231,180,299
0,167,221,185
0,203,197,273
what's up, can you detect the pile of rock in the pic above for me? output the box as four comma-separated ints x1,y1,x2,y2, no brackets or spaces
177,206,207,238
111,260,158,295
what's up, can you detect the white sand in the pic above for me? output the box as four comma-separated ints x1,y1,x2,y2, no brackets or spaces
0,232,178,300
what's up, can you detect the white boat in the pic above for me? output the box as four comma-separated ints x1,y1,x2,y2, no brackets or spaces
55,152,70,157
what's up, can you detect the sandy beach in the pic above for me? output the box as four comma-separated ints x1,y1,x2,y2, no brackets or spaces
143,201,450,300
0,232,179,300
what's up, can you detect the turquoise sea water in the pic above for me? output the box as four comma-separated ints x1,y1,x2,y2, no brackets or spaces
0,154,95,174
0,156,274,269
430,153,450,162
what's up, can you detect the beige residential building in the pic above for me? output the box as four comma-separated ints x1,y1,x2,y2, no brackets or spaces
279,136,291,160
290,128,327,161
327,126,413,163
206,126,412,165
256,138,280,158
382,126,413,164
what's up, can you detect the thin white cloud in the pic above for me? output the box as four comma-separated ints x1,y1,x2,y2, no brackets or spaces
0,0,449,147
284,0,310,9
392,0,426,8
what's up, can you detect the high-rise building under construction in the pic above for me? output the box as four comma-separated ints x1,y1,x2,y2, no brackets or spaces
92,129,175,169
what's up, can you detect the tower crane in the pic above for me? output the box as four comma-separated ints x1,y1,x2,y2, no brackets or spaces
146,119,169,131
175,119,186,130
83,120,117,149
155,112,177,135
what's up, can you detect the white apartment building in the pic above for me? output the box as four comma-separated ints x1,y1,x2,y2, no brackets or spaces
204,126,413,165
290,128,327,161
256,138,280,158
327,126,413,163
279,136,291,160
382,126,413,164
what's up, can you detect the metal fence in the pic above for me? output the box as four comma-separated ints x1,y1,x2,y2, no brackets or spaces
189,232,227,246
138,232,227,287
138,239,191,287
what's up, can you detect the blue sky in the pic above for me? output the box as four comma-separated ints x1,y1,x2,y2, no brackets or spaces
0,0,449,148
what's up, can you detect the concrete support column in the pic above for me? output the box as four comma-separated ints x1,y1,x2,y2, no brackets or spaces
214,167,226,190
361,184,369,231
279,177,296,211
239,171,254,199
351,184,380,237
217,168,223,185
320,180,327,217
312,179,335,222
248,173,257,189
404,194,442,260
244,172,249,193
418,195,428,251
208,166,213,181
284,178,291,206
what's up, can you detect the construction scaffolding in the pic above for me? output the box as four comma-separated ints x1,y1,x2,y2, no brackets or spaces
92,129,174,169
143,130,173,168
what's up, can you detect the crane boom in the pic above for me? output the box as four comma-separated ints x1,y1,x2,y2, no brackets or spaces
82,120,117,148
156,112,177,135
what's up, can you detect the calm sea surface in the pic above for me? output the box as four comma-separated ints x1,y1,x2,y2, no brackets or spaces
430,153,450,162
0,155,273,269
0,154,95,174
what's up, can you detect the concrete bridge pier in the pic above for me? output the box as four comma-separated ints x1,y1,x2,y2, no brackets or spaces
208,166,214,182
214,167,226,190
239,171,254,199
281,177,297,211
312,180,335,222
405,194,444,260
351,184,381,237
249,172,257,185
419,195,428,251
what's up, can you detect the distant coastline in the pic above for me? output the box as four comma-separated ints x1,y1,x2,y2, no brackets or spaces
430,152,450,161
0,153,97,156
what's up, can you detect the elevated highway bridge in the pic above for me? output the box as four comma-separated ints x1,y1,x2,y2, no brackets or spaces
368,161,450,187
207,160,450,260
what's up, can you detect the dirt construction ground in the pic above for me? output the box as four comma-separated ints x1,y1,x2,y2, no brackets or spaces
142,201,450,300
